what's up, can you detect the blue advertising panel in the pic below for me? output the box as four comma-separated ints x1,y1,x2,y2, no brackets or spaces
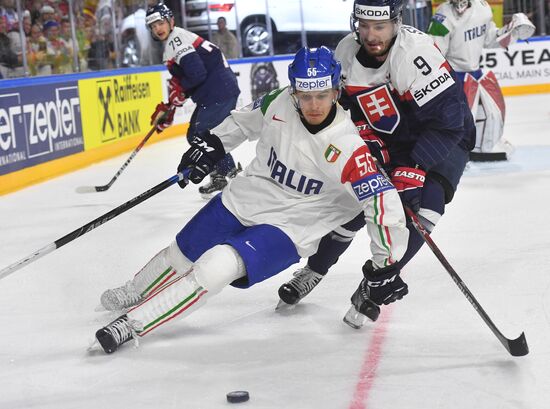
0,81,84,176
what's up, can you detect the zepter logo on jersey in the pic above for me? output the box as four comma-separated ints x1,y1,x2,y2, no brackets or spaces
354,4,391,20
341,145,394,201
356,84,400,134
294,75,333,92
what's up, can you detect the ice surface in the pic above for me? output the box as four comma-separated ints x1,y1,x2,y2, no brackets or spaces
1,94,549,409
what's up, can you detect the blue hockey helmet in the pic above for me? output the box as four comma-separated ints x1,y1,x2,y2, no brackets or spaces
145,2,174,28
288,46,342,94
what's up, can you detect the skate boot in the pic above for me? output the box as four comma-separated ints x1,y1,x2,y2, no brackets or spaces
198,171,228,199
277,266,324,308
100,280,142,311
95,314,141,354
343,279,380,329
227,162,243,179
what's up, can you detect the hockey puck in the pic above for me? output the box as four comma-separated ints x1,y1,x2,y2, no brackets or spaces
226,391,250,403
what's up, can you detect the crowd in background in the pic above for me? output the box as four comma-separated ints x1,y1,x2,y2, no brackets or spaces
0,0,130,78
1,0,549,80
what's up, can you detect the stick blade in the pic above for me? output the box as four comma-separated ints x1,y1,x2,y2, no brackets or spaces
75,185,98,193
506,332,529,357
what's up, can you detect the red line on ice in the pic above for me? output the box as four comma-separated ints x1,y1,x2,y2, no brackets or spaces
348,304,394,409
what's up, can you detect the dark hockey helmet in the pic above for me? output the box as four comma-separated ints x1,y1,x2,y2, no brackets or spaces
145,2,174,29
288,46,342,95
450,0,471,14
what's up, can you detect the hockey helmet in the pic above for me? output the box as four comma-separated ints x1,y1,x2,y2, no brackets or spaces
352,0,403,22
288,46,342,94
145,2,174,28
450,0,470,14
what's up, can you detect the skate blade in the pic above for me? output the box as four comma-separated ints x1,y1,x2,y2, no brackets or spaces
343,306,367,329
200,192,215,200
275,299,297,311
94,303,107,312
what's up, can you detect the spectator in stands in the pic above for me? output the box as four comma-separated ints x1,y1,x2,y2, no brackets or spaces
0,0,18,32
87,27,114,71
43,19,71,73
211,16,239,59
27,21,51,75
39,4,55,25
0,15,18,78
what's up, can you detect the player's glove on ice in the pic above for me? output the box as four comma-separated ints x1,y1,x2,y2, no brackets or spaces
168,77,187,107
362,260,408,306
177,131,226,187
151,102,174,133
390,166,426,213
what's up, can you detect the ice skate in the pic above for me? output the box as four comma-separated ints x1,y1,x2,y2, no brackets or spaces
343,279,380,329
198,171,228,199
100,280,143,311
227,162,243,179
95,315,141,354
276,266,324,309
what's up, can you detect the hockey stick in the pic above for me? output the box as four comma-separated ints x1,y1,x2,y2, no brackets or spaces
76,107,176,193
404,207,529,356
0,170,190,282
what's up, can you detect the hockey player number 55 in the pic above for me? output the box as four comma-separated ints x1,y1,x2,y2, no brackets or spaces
355,151,377,177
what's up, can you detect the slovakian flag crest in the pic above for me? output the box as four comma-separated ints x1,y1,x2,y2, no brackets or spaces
324,144,341,162
356,84,400,134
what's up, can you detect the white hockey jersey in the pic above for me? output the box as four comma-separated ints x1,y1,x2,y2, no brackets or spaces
335,27,455,110
427,0,500,72
211,88,408,267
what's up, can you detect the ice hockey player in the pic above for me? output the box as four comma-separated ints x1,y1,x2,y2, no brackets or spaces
92,46,409,354
277,0,476,329
146,2,242,197
427,0,535,161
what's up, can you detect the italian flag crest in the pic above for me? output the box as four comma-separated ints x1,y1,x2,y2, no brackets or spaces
324,144,341,163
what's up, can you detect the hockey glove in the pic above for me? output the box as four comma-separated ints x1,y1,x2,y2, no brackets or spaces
168,77,187,107
150,102,175,133
354,120,390,165
390,166,426,213
496,13,535,47
362,260,408,306
177,130,226,187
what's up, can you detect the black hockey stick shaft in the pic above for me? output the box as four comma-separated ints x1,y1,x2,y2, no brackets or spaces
87,125,157,192
0,171,189,281
78,107,176,193
405,207,528,356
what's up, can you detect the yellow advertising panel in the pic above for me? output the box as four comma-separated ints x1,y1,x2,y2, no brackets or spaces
431,0,503,26
79,72,163,150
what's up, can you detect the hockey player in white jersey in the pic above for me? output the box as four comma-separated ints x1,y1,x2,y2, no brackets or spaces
277,0,475,328
427,0,535,160
93,46,409,354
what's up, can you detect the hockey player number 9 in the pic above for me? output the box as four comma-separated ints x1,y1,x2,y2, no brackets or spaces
413,56,432,76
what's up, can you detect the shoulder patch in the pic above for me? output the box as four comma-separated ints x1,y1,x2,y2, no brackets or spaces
260,87,286,115
341,145,378,184
427,16,450,37
324,144,341,163
411,67,455,107
341,145,394,201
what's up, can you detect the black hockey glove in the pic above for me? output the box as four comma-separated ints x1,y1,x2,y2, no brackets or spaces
361,260,408,306
177,130,226,187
